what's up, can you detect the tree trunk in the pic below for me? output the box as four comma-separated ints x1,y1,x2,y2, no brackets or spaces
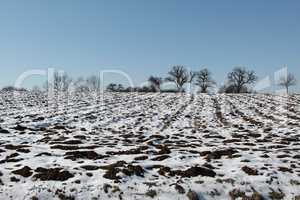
236,86,241,93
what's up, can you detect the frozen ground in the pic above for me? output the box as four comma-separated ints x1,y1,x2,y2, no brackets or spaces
0,92,299,200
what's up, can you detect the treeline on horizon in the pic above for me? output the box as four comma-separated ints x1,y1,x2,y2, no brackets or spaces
1,66,297,94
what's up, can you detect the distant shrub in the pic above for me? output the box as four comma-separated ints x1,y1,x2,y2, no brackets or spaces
218,84,253,94
161,89,182,93
1,86,27,92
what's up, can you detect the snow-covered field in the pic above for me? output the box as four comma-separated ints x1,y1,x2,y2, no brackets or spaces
0,92,299,200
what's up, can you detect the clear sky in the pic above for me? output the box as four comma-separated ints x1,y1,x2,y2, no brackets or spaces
0,0,299,91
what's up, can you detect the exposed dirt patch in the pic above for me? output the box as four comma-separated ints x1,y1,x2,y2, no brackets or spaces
64,151,108,160
100,161,145,180
229,188,263,200
278,166,293,173
145,189,157,198
200,149,238,160
134,155,148,161
151,155,170,161
106,146,148,155
4,144,30,150
51,145,99,150
187,190,199,200
0,128,10,134
174,184,186,194
35,152,52,157
33,167,74,181
12,166,33,177
80,165,100,170
242,166,258,175
158,166,216,178
13,125,28,131
122,164,145,177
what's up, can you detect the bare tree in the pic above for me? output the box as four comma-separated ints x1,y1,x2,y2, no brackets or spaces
188,71,197,84
86,75,100,92
62,74,71,92
278,73,296,94
186,71,197,93
227,67,257,93
53,71,61,92
52,71,72,93
166,66,189,92
195,69,216,93
74,77,89,92
148,76,162,92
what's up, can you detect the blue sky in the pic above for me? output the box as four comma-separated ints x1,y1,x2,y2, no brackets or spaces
0,0,299,91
